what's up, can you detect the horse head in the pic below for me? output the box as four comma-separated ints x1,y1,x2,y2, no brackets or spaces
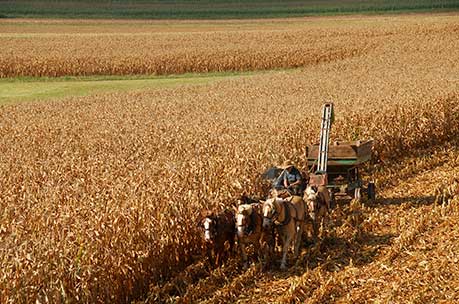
235,204,253,238
304,186,319,220
200,211,217,243
270,189,278,198
262,198,279,229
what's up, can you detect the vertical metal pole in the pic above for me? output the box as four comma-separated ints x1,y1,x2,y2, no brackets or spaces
316,103,333,174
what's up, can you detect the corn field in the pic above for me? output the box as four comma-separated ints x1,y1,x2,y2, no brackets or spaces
1,14,459,303
0,16,456,78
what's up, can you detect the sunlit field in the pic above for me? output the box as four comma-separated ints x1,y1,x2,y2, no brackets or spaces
1,13,458,303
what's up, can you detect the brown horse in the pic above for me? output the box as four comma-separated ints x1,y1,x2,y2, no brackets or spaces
198,209,235,267
262,196,305,269
234,202,274,268
303,185,330,242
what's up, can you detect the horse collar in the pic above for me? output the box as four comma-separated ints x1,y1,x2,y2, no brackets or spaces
247,210,256,234
275,200,291,226
213,216,218,229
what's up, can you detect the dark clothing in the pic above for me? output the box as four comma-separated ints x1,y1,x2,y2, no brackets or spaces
273,167,304,195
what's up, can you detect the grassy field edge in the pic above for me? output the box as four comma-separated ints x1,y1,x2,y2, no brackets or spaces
0,70,263,105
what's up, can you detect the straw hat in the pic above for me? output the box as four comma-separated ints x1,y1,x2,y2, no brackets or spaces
279,160,294,169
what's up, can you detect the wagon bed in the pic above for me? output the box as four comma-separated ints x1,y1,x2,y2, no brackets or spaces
306,139,375,202
306,139,373,167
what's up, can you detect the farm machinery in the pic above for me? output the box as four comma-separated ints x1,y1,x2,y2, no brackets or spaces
262,102,375,203
306,103,375,203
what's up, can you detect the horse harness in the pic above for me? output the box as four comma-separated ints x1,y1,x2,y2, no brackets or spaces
204,215,218,239
307,193,327,214
237,206,260,235
248,210,257,234
205,211,233,239
272,199,292,226
273,197,308,226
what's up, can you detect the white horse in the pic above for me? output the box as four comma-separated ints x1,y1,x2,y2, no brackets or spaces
262,196,305,269
303,185,331,242
234,203,267,268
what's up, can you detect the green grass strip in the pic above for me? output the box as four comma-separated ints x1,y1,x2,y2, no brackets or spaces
1,0,458,19
0,71,261,105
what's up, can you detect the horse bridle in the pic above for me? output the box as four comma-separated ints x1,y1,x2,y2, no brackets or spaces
306,196,316,211
265,200,291,226
204,217,218,239
237,211,254,235
264,201,277,222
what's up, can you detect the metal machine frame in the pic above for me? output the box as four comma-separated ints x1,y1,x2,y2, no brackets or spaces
306,103,375,202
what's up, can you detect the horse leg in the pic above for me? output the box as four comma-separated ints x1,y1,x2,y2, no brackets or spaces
261,240,273,269
319,214,325,238
215,250,221,267
254,240,261,264
239,241,249,269
280,231,292,270
322,207,329,236
207,246,214,267
318,208,325,241
229,236,235,256
268,230,276,266
294,222,303,259
260,229,274,268
222,239,231,264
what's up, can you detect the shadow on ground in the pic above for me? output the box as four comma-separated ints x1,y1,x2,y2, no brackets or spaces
362,195,437,210
149,193,438,303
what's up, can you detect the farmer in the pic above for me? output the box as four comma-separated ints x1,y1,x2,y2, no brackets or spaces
273,160,304,196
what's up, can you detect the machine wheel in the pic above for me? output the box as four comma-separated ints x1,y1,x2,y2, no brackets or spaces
367,182,376,202
354,187,361,202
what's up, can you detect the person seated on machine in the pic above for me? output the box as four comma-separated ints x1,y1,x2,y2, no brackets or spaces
273,160,305,197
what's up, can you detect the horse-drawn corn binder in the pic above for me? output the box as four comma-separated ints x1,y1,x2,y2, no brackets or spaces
306,103,376,203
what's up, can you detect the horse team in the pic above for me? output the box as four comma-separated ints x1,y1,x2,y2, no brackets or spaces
198,185,331,270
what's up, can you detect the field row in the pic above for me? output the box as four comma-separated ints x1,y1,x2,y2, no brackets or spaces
2,0,458,19
153,148,459,303
0,15,457,77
